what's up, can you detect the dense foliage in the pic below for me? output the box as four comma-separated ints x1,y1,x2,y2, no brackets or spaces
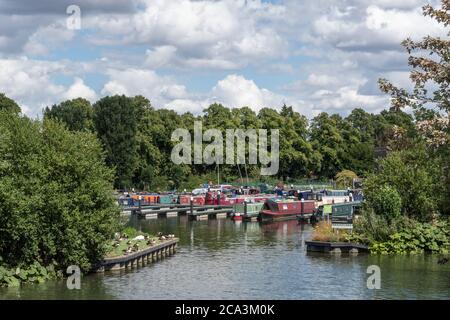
43,98,414,189
44,98,94,132
0,111,120,280
0,93,21,114
369,220,450,255
352,0,450,253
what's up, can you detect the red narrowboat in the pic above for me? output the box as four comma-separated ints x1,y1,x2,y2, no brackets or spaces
178,195,191,205
259,199,315,222
192,195,206,206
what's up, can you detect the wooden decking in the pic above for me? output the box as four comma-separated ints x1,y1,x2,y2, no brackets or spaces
92,238,179,272
305,240,369,254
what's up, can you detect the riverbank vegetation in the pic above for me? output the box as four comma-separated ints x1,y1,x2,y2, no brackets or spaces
0,110,120,286
349,0,450,254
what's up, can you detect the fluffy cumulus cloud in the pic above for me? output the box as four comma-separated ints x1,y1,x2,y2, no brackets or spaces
0,0,446,117
0,58,98,116
64,77,97,101
101,68,190,103
86,0,288,69
211,75,287,111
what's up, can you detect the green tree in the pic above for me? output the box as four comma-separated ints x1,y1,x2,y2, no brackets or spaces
335,170,358,188
93,95,142,189
0,93,21,114
44,98,94,132
364,147,441,222
0,111,119,272
309,112,345,178
378,0,449,216
366,185,402,222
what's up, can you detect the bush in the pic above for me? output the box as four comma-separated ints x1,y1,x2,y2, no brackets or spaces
353,209,406,242
363,149,440,222
367,185,402,222
0,261,59,287
0,112,120,277
369,220,450,254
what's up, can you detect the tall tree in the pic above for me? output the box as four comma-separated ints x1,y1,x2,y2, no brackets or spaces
309,112,345,178
378,0,450,215
44,98,94,131
93,95,141,189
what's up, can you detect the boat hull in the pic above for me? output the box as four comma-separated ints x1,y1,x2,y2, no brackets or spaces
259,210,299,222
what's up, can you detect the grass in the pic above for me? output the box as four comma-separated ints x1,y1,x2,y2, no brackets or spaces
105,232,166,258
311,221,350,242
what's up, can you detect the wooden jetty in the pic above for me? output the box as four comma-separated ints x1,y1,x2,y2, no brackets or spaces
93,238,179,272
305,241,369,255
133,202,234,220
188,205,234,220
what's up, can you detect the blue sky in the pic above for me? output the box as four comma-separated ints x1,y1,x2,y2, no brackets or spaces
0,0,446,117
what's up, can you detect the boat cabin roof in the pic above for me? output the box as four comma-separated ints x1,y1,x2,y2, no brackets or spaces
331,201,362,207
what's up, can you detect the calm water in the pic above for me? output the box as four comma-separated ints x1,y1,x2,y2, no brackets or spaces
1,216,449,300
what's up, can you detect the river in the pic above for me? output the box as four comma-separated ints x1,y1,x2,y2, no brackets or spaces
1,216,449,300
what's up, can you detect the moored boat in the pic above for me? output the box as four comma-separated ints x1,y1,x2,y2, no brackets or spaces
310,201,362,222
259,199,315,222
232,202,265,221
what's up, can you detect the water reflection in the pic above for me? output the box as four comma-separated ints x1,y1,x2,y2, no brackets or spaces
0,216,448,300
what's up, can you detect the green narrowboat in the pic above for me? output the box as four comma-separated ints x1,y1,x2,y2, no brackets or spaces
159,194,177,204
313,201,362,222
232,202,265,220
331,201,362,217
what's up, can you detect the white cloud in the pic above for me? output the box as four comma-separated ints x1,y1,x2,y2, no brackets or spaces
211,75,286,111
1,0,444,118
64,77,97,101
87,0,288,70
145,45,178,68
101,68,192,107
311,3,446,51
0,58,66,115
0,58,97,116
23,21,74,56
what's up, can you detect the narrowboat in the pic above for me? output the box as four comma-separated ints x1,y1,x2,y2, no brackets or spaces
330,201,362,225
131,193,159,204
178,194,191,205
231,202,265,220
159,194,178,204
259,199,315,222
311,201,362,222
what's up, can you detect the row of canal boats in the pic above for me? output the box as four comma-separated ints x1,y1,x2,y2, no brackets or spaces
119,186,363,223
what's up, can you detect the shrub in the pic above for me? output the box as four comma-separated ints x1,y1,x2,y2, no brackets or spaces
353,209,406,242
0,112,120,277
0,261,59,287
367,185,402,222
369,220,450,254
363,149,440,222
